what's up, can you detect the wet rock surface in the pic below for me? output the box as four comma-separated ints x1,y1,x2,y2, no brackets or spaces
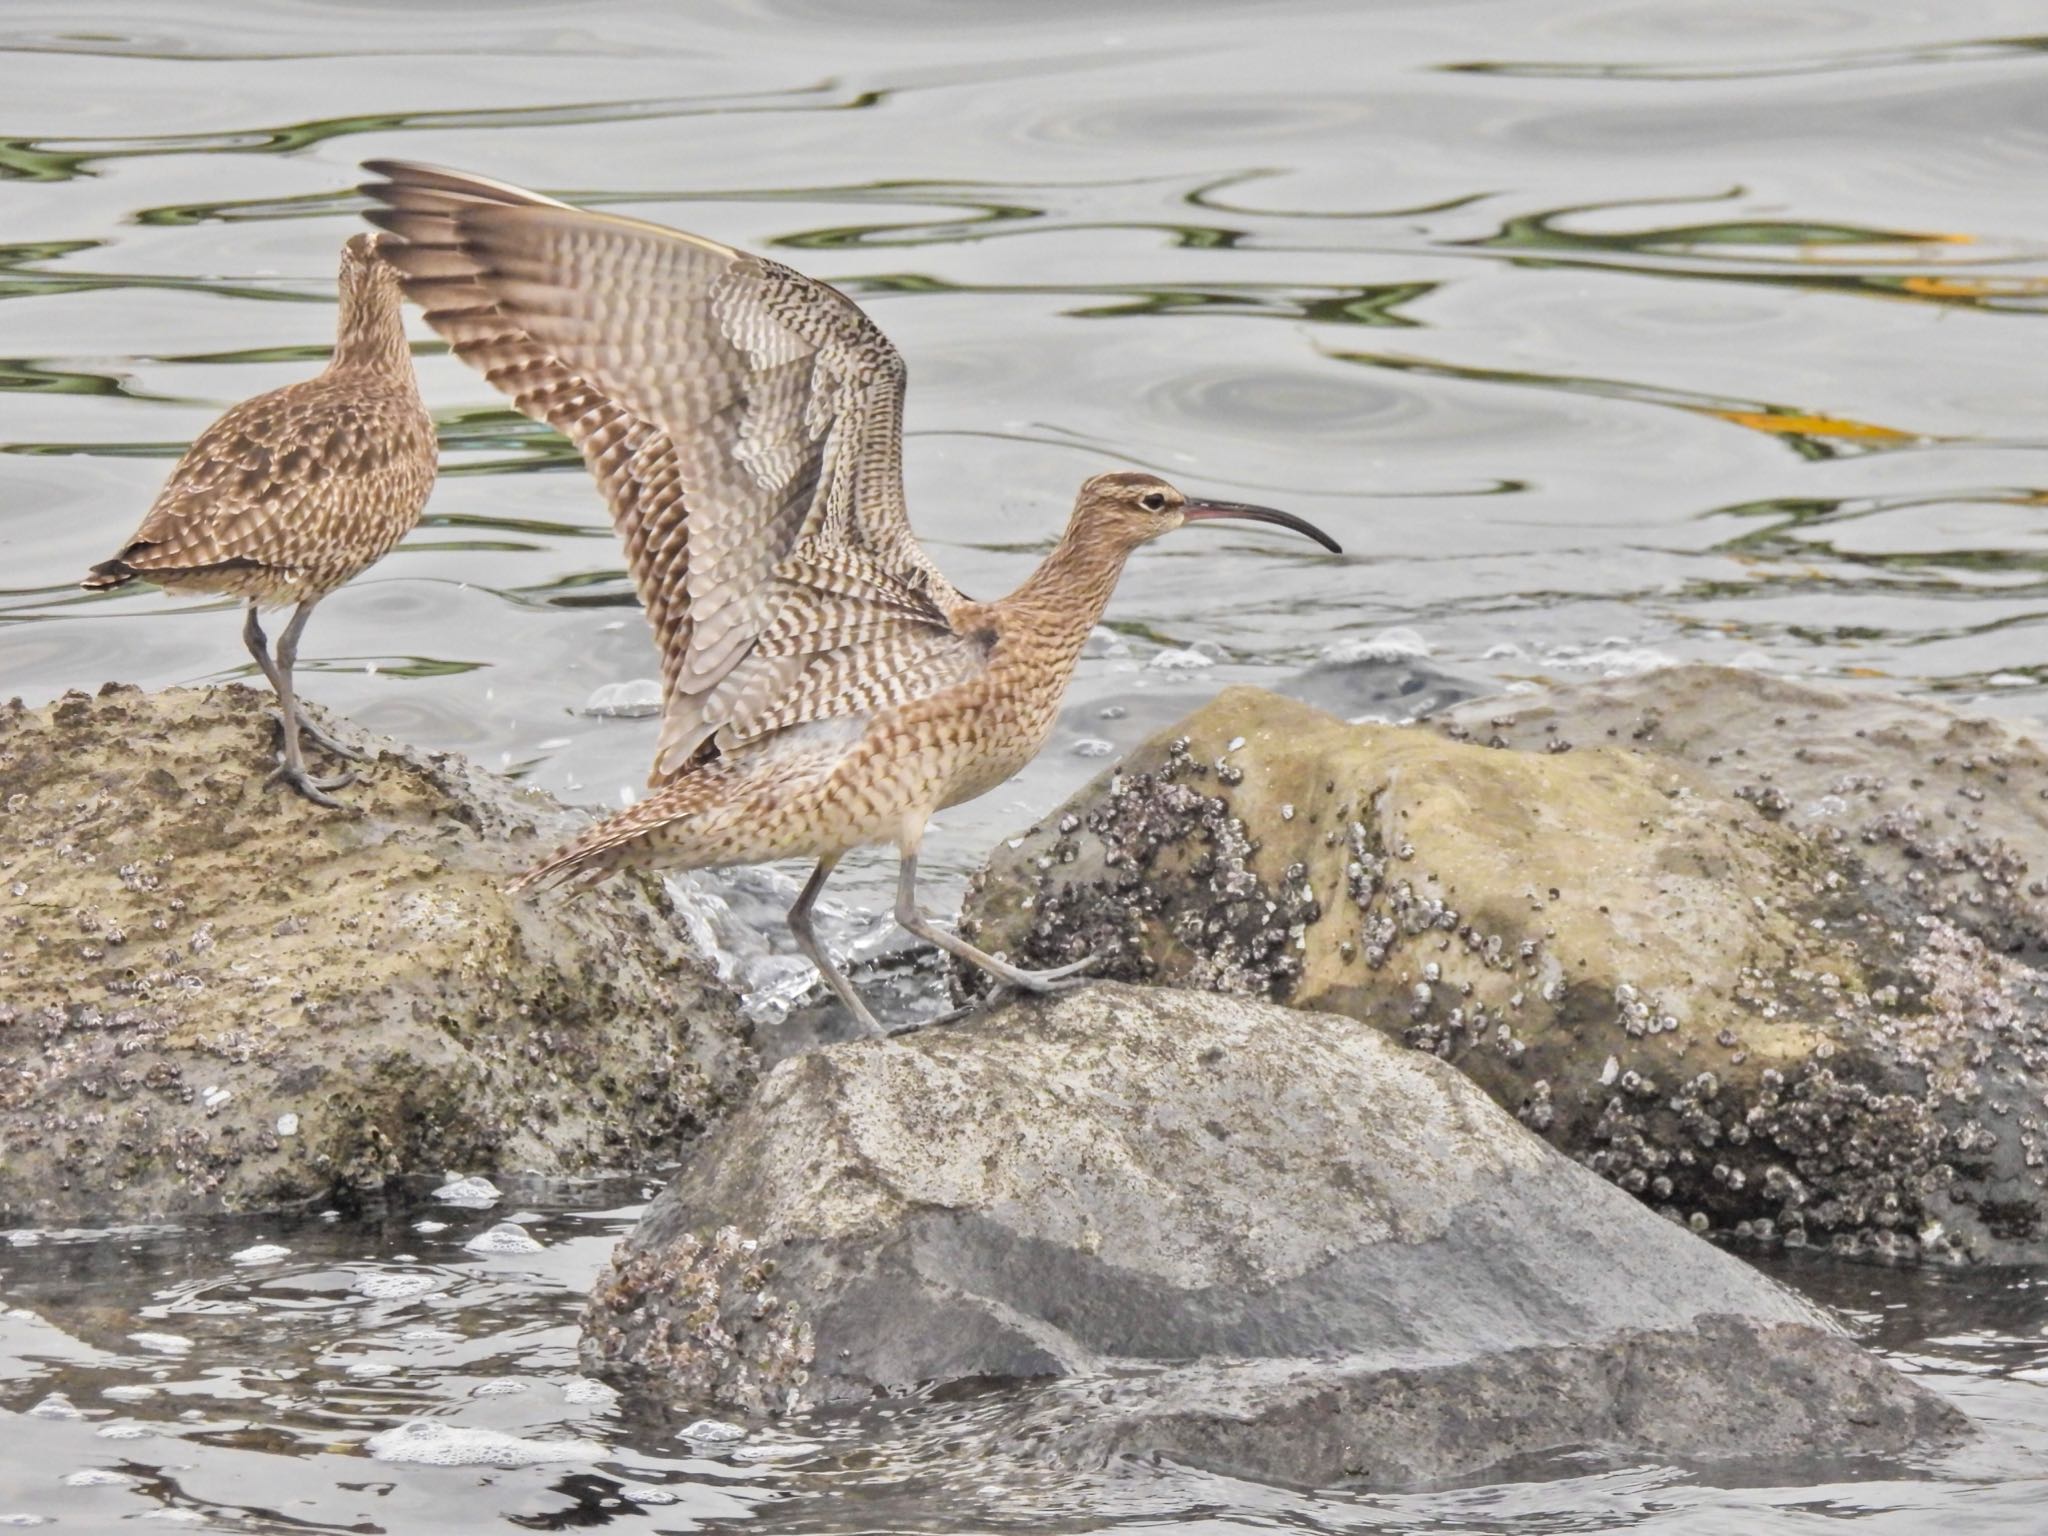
960,671,2048,1263
0,683,753,1224
580,985,1962,1484
1021,1314,1956,1488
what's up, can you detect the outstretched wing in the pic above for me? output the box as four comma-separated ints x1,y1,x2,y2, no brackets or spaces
359,160,966,779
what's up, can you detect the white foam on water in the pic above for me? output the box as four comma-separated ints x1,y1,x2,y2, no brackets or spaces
128,1332,192,1356
1070,737,1114,758
735,953,819,1025
1539,643,1674,678
621,1485,680,1505
1321,626,1430,663
432,1175,501,1207
582,679,662,718
363,1420,600,1469
679,1417,746,1445
26,1394,81,1421
660,865,901,1017
353,1272,440,1301
95,1424,151,1440
0,1516,51,1527
230,1244,290,1265
412,1220,448,1234
1148,646,1214,671
472,1380,529,1396
61,1469,133,1487
1081,625,1130,659
463,1221,544,1255
560,1378,617,1407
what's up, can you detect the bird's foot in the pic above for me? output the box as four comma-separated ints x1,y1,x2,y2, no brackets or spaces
885,960,1100,1036
270,708,366,763
269,759,355,809
988,951,1100,996
886,999,990,1037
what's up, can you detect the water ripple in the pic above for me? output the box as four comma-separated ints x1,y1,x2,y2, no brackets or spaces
0,82,890,183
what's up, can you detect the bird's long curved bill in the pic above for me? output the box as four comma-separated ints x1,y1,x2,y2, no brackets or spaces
1182,499,1342,553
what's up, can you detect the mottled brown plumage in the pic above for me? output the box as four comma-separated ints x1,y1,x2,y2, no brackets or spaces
84,233,437,806
360,161,1339,1031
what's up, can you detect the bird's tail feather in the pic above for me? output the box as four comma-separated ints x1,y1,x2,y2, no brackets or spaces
508,762,741,896
80,559,137,592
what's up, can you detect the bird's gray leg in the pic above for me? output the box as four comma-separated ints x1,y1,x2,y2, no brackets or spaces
787,855,885,1037
242,601,281,691
893,845,1096,996
257,600,352,807
269,599,365,761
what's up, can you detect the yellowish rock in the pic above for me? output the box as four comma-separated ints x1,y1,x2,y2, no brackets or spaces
962,680,2048,1262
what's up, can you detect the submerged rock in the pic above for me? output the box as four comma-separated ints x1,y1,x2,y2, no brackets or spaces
960,672,2048,1262
580,985,1962,1484
1022,1311,1953,1486
0,683,752,1224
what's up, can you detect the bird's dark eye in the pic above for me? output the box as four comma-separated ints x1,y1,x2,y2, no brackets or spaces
1139,492,1168,512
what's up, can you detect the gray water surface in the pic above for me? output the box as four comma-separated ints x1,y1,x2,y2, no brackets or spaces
5,0,2048,1529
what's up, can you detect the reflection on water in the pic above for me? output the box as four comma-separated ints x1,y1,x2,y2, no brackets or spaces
6,0,2048,1528
0,81,892,184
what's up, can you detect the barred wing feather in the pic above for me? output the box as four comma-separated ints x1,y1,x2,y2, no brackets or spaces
359,159,967,779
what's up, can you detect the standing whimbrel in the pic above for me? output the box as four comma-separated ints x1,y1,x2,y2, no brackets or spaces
82,232,437,808
360,161,1340,1031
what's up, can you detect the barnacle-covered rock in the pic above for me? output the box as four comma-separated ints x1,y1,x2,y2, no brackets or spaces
0,683,753,1224
580,984,1963,1483
960,671,2048,1262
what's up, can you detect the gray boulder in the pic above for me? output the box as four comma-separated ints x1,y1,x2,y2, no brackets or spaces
960,675,2048,1262
580,984,1962,1484
0,683,753,1224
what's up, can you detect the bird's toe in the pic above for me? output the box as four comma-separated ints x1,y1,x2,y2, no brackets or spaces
268,760,355,808
1005,953,1099,993
888,1000,986,1036
270,708,367,762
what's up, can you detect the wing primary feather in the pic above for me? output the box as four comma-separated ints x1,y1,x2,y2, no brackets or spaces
358,159,968,783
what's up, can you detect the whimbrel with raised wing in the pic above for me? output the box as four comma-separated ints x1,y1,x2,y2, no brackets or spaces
82,232,437,807
360,161,1340,1031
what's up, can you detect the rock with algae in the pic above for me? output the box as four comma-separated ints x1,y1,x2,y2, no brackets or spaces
959,671,2048,1263
0,683,754,1224
579,984,1963,1484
